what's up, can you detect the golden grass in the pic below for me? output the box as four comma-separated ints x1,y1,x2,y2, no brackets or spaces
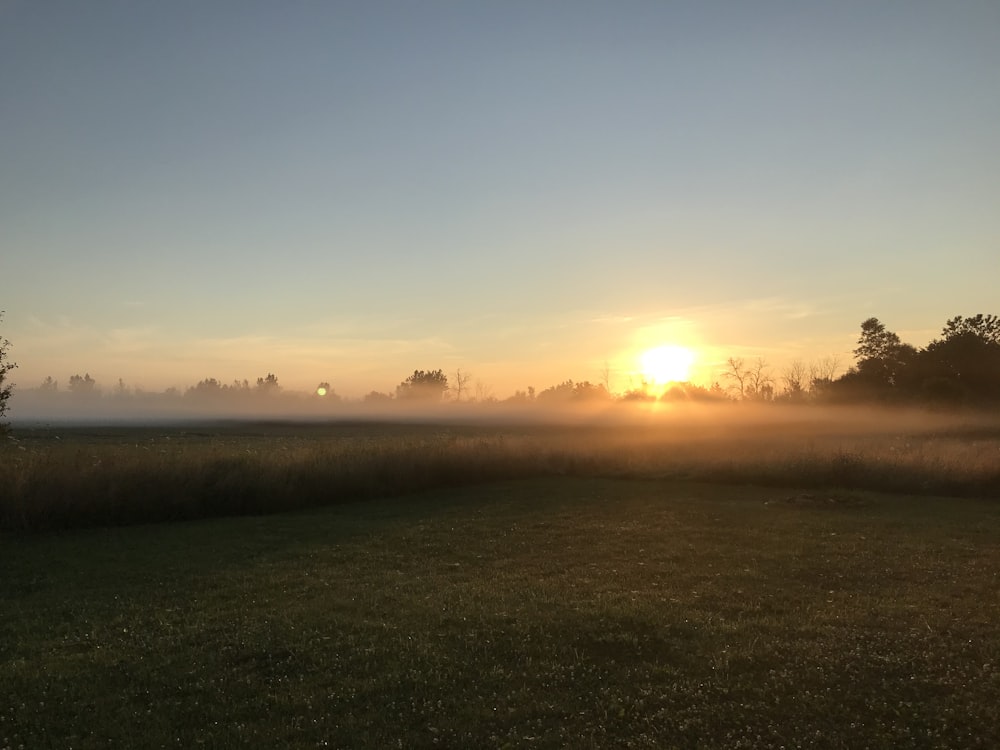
2,407,998,531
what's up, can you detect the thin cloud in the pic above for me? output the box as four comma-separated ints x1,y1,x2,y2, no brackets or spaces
742,297,821,320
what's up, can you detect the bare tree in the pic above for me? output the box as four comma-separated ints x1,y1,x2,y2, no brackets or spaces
451,368,472,402
599,360,612,395
746,358,775,400
809,355,841,384
722,357,748,399
474,379,495,403
782,360,808,400
724,356,774,400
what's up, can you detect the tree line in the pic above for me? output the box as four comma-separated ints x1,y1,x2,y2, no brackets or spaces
3,313,999,423
704,314,999,407
823,314,1000,406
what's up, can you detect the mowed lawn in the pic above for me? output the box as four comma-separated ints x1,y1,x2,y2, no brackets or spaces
2,477,999,749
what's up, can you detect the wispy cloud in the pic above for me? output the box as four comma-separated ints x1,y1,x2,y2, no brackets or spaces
742,297,822,320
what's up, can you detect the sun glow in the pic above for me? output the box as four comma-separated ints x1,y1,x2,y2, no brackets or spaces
640,345,695,385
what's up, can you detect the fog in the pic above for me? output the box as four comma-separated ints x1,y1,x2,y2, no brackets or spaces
9,386,997,441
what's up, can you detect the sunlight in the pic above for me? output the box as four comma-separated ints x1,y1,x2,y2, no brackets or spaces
316,386,328,397
639,345,695,385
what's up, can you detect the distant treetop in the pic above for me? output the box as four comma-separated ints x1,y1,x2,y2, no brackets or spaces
396,370,449,401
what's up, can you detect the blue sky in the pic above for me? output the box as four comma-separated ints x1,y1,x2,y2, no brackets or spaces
2,1,998,397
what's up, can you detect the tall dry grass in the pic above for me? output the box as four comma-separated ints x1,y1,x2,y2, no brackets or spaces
2,409,999,531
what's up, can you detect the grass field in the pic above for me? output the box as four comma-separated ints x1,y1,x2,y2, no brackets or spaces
3,473,1000,748
2,411,999,747
3,408,999,531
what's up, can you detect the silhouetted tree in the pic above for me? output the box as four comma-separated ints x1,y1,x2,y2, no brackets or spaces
722,358,748,399
599,360,612,395
187,378,224,398
38,376,57,392
854,317,901,362
827,314,1000,405
660,382,724,402
537,380,576,402
621,387,656,401
451,368,471,402
0,313,16,431
255,373,280,394
505,389,534,404
723,357,773,400
810,376,837,402
313,382,341,401
823,318,916,402
709,382,727,399
537,380,610,403
809,356,841,390
852,317,916,391
780,360,809,402
573,381,612,401
746,358,775,401
920,314,1000,403
363,390,394,403
396,370,449,401
940,314,1000,345
68,373,97,396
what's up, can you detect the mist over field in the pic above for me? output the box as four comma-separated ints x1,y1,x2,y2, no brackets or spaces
5,397,998,533
9,383,998,434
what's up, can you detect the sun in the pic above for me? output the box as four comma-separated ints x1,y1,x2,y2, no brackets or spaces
639,345,695,385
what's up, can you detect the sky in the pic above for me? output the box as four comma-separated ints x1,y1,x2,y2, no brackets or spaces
2,1,998,399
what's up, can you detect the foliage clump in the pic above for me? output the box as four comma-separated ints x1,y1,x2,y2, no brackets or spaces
0,312,16,432
829,313,1000,406
396,369,449,401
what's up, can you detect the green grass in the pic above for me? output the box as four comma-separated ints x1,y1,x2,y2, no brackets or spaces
3,476,999,748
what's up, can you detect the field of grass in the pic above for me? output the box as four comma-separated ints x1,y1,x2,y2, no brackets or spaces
3,475,999,748
3,407,999,531
2,411,999,746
